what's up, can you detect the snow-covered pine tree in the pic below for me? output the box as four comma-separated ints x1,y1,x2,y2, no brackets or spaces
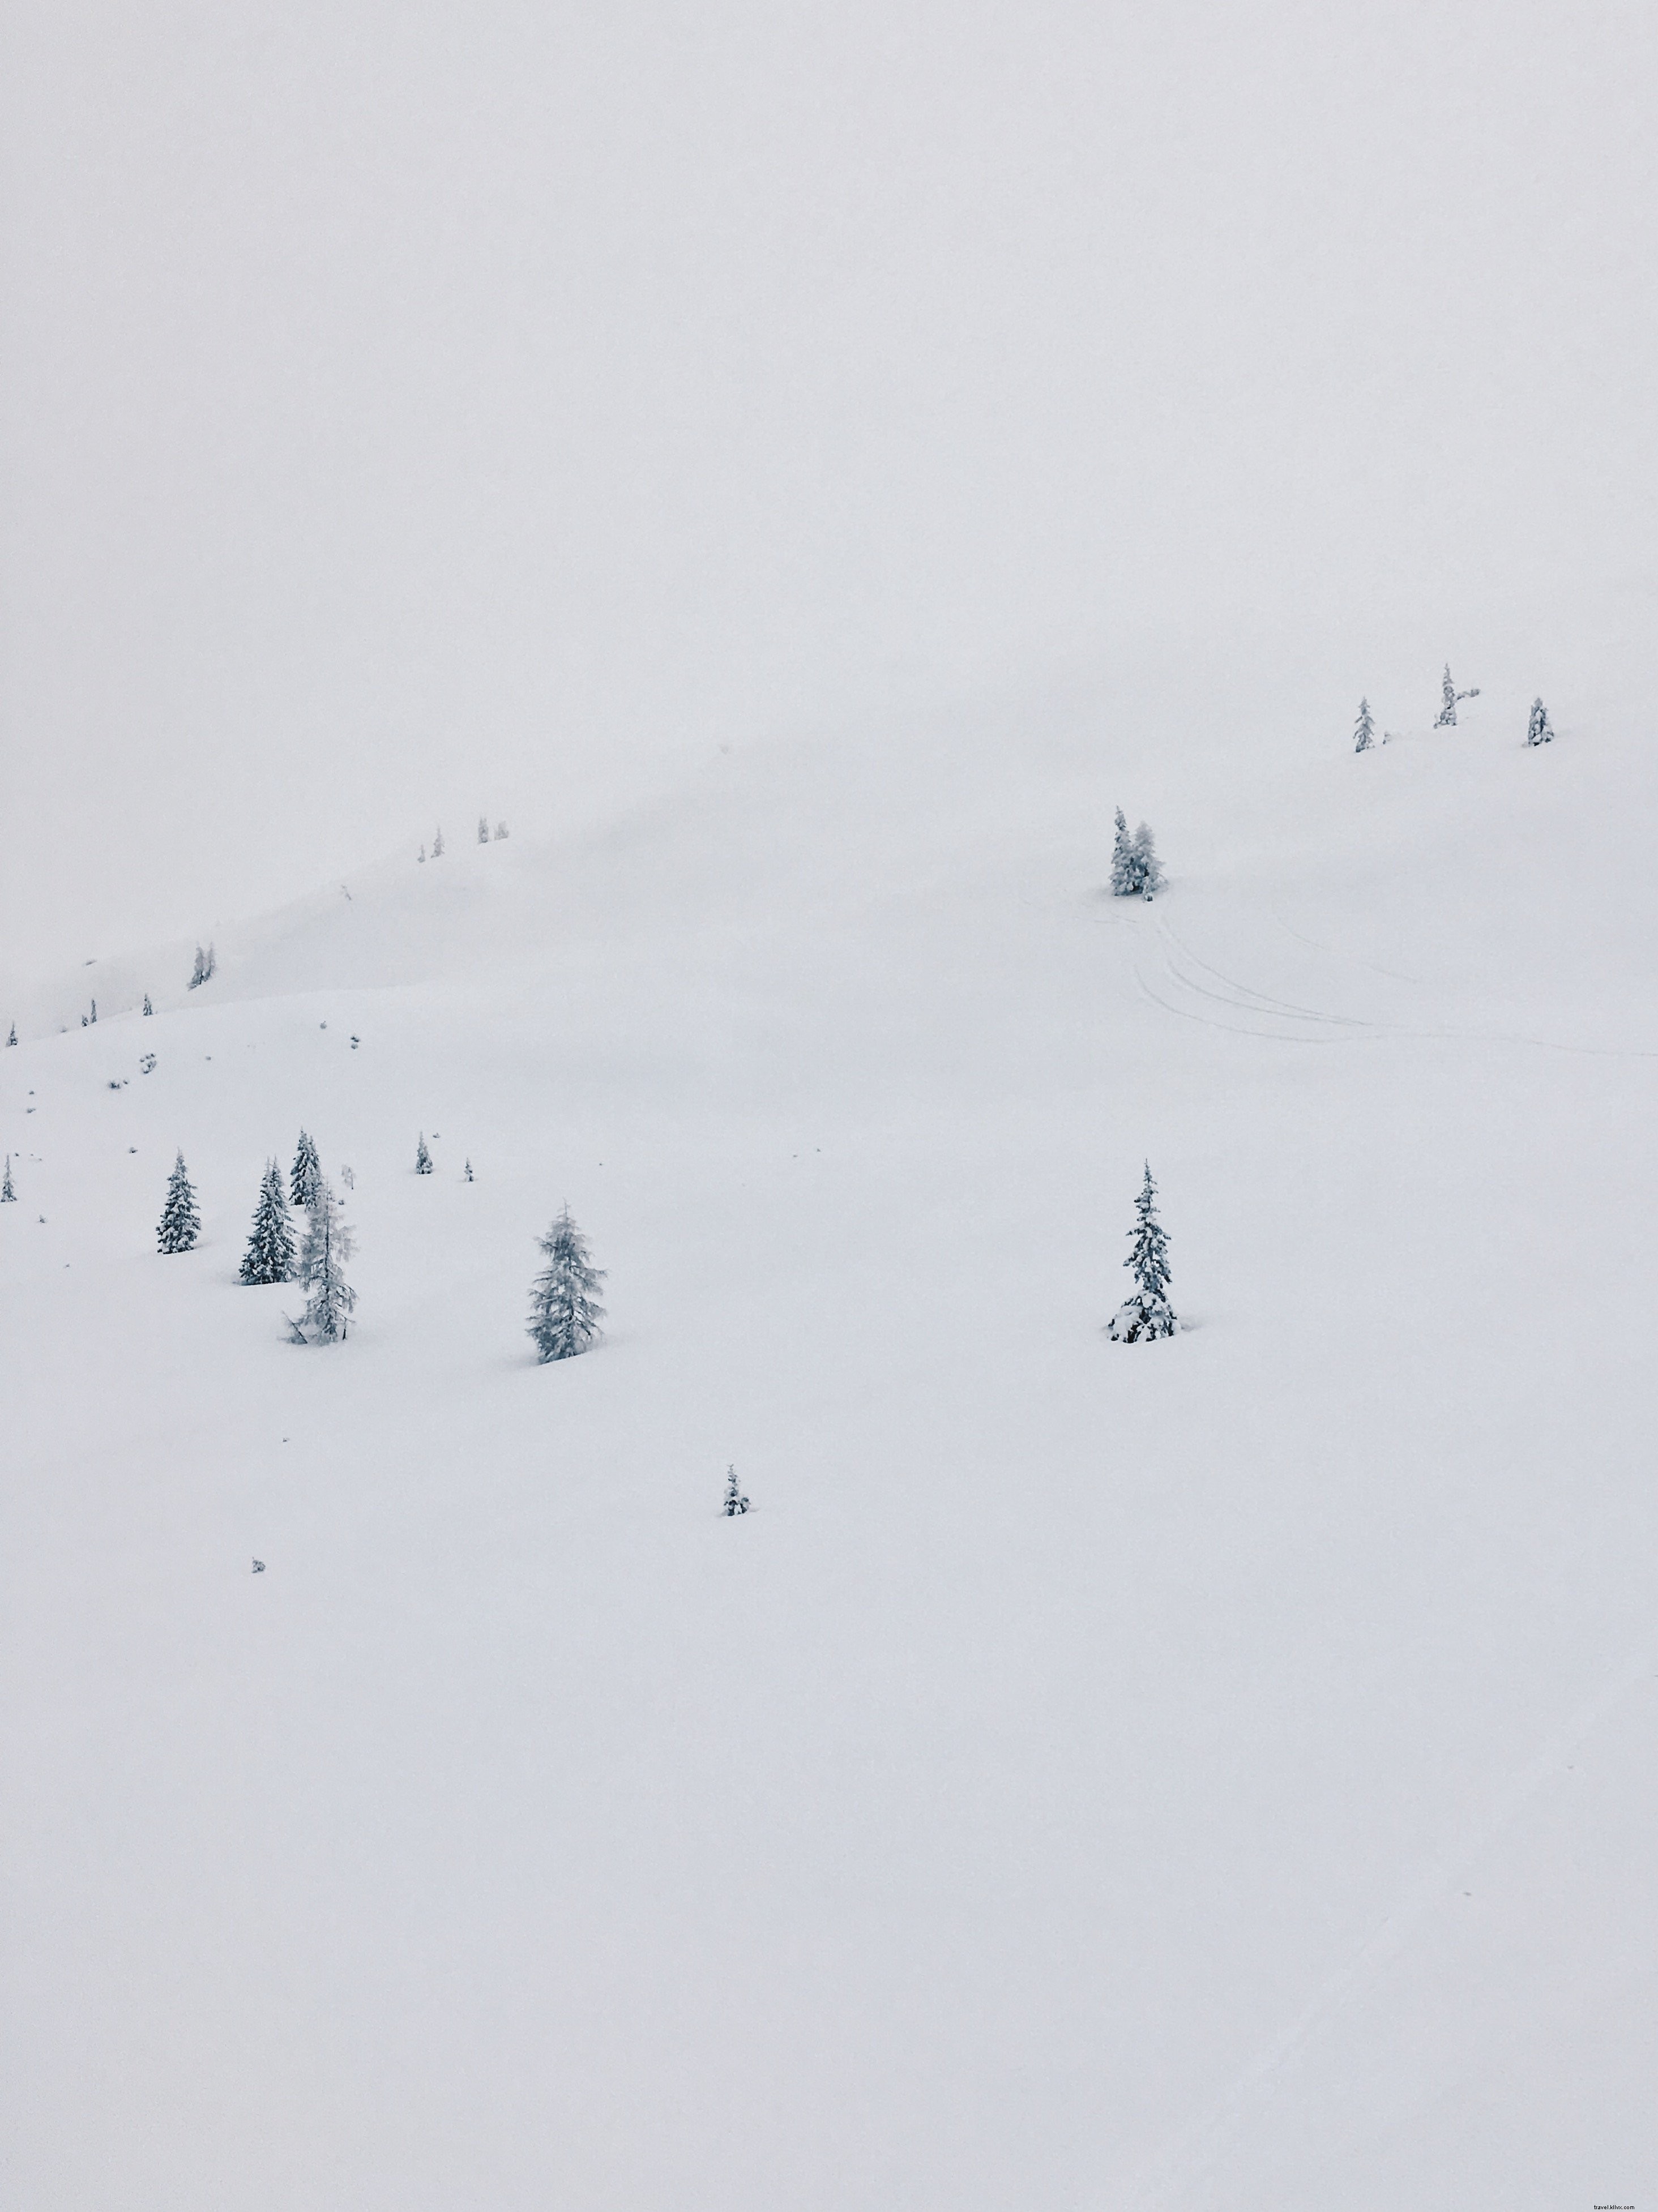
5,1021,14,1045
418,844,426,863
240,1160,296,1284
1353,698,1375,752
1434,664,1458,726
464,1160,474,1182
293,1178,356,1342
527,1206,607,1362
494,821,508,840
1527,696,1554,746
142,995,153,1017
1,1155,15,1202
432,827,445,857
477,815,489,844
188,943,216,989
289,1128,322,1209
1132,823,1164,900
723,1465,750,1516
1108,1162,1178,1342
415,1133,433,1174
157,1151,202,1254
1110,808,1141,896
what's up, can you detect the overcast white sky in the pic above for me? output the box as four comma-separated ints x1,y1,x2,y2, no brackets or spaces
2,1,1653,965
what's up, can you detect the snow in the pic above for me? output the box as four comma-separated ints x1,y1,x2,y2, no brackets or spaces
3,704,1655,2209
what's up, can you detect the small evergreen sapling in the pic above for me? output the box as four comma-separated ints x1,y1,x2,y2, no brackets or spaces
290,1129,322,1209
5,1021,14,1046
415,1133,433,1174
1434,664,1480,728
157,1151,202,1253
723,1465,750,1516
1108,1162,1178,1342
240,1161,296,1284
464,1159,474,1183
1527,696,1554,746
1,1155,15,1202
1353,698,1375,752
292,1178,356,1342
527,1206,607,1362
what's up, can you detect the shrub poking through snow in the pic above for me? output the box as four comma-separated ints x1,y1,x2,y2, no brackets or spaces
415,1133,433,1174
528,1206,606,1362
1527,696,1554,746
1109,1162,1177,1342
292,1179,356,1342
290,1129,322,1210
1353,698,1375,752
240,1160,296,1284
157,1151,201,1253
723,1465,750,1516
1,1155,15,1202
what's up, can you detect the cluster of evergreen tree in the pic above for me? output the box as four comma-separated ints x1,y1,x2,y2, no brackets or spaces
1108,1163,1178,1342
1109,810,1165,900
188,944,216,989
1352,673,1557,751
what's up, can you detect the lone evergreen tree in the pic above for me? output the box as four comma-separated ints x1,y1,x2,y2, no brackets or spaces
88,999,97,1024
723,1465,750,1516
1110,808,1140,896
1,1155,15,1202
431,827,445,858
292,1178,356,1342
1353,698,1375,752
240,1160,296,1284
5,1021,14,1046
1108,1162,1177,1342
464,1159,474,1183
415,1133,433,1174
289,1128,322,1209
477,815,489,844
527,1206,607,1362
418,844,426,863
494,821,508,840
1132,823,1164,900
1527,696,1554,746
1434,664,1480,728
157,1151,202,1254
142,995,153,1017
188,943,215,989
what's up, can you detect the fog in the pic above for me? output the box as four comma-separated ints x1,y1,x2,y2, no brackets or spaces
2,0,1652,969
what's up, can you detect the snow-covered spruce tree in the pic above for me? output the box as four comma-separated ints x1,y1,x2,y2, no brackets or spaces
723,1465,750,1516
142,995,153,1017
477,815,489,845
1132,823,1164,900
464,1159,474,1183
1434,664,1458,727
494,820,508,840
418,844,426,863
157,1151,202,1254
2,1155,15,1202
527,1206,607,1362
1527,696,1554,746
1353,698,1375,752
240,1160,296,1285
5,1021,14,1046
188,943,216,989
289,1128,322,1210
431,827,445,858
1110,808,1142,896
1108,1162,1177,1342
415,1133,433,1174
293,1178,356,1342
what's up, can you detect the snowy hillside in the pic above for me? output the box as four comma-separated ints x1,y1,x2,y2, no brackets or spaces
4,703,1656,2211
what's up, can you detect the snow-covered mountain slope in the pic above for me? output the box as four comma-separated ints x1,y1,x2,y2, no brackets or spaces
3,704,1655,2211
